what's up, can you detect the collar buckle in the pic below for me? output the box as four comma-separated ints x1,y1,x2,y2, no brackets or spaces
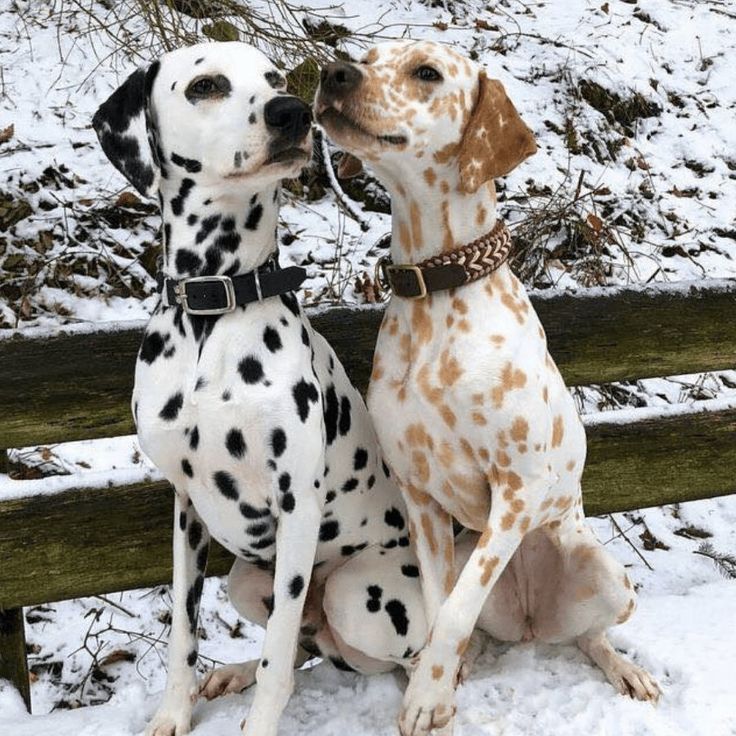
385,264,428,300
173,275,237,315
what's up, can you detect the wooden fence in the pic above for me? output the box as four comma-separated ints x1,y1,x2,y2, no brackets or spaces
0,278,735,711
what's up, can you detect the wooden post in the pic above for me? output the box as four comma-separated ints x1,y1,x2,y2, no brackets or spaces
0,448,7,474
0,607,31,712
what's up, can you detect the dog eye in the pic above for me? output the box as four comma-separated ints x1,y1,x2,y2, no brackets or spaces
185,75,231,102
414,65,442,82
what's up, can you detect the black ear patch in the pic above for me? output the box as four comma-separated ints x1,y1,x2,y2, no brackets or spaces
93,61,161,197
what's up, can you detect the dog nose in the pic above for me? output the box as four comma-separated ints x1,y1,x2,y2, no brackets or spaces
264,96,312,141
319,62,362,98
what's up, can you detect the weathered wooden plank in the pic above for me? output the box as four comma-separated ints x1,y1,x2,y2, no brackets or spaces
0,280,734,449
1,406,734,610
0,607,31,711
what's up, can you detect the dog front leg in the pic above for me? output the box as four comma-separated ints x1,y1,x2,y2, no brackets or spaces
399,483,539,736
147,492,210,736
403,483,455,630
240,491,322,736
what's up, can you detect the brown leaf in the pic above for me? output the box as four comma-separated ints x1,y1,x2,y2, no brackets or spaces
601,2,609,13
78,198,94,207
115,191,141,208
433,21,448,31
99,649,136,667
337,152,363,179
0,124,14,144
474,19,498,31
587,213,603,233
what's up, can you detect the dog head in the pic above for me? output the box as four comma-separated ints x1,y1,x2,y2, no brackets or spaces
93,42,312,198
315,40,535,194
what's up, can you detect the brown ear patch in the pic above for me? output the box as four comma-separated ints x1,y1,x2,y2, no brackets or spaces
337,152,364,179
458,72,537,193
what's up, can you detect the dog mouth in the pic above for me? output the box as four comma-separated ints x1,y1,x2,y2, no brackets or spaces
316,107,407,147
265,146,311,166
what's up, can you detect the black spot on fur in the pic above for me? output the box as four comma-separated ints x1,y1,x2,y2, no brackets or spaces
239,501,269,519
190,425,200,450
171,177,195,216
263,326,282,352
366,585,382,613
292,379,319,422
319,519,340,542
202,245,223,275
288,575,304,599
195,57,204,65
181,458,193,478
222,390,231,401
398,536,410,547
367,475,376,489
171,152,202,173
215,230,241,253
325,490,336,503
261,658,269,668
339,396,352,435
246,522,270,536
187,213,198,226
384,599,409,636
251,535,275,550
323,385,339,445
279,292,300,317
354,448,368,471
301,325,310,346
342,477,359,493
174,248,202,275
382,460,391,478
139,330,166,364
226,428,246,459
188,519,202,549
245,203,263,230
239,356,264,384
213,470,239,499
179,511,187,531
195,214,221,244
271,428,286,457
278,473,291,492
159,392,183,421
341,543,367,557
265,71,284,89
248,111,256,124
281,492,295,513
384,507,405,530
187,650,197,666
196,544,208,572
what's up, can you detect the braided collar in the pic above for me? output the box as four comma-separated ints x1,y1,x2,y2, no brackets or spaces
376,219,512,299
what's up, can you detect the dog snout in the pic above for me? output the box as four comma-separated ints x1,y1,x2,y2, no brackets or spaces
264,96,312,142
319,62,362,100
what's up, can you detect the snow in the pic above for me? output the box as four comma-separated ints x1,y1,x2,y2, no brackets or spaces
1,0,735,733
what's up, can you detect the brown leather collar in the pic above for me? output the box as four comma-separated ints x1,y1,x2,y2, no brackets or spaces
376,219,512,299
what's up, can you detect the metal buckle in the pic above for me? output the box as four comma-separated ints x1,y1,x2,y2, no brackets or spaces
173,275,237,315
385,264,428,299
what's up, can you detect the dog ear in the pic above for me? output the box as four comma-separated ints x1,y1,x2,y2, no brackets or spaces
457,72,536,194
337,152,363,179
92,61,161,198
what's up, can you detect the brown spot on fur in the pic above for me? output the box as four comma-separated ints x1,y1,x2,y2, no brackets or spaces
501,512,515,530
480,555,499,585
496,449,511,467
451,297,468,315
566,460,576,471
478,447,490,462
519,515,531,534
478,526,493,547
472,392,484,405
371,353,384,381
500,292,529,325
472,411,487,426
456,637,470,656
438,441,454,468
421,512,438,554
399,221,412,252
490,334,505,346
412,300,433,346
552,415,564,448
431,664,444,680
439,349,462,386
491,362,527,408
476,203,487,226
423,167,437,187
409,200,424,253
616,598,636,624
412,450,430,483
510,416,529,443
542,386,549,403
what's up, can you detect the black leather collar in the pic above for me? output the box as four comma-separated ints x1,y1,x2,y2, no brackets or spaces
157,261,307,315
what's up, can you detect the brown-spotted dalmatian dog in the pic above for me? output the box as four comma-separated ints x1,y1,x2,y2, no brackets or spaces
93,42,435,736
316,40,661,735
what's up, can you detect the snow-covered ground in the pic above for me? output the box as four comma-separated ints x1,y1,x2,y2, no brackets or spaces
1,0,735,734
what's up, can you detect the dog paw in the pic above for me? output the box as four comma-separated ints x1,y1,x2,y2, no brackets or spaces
145,710,191,736
199,661,259,700
399,658,457,736
610,660,662,703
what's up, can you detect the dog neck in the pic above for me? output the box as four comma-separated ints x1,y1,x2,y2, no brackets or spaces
158,176,280,279
385,174,499,264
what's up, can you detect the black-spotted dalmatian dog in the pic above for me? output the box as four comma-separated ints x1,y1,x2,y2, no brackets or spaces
92,42,433,736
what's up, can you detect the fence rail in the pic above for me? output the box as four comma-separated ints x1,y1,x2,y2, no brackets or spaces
0,277,734,711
